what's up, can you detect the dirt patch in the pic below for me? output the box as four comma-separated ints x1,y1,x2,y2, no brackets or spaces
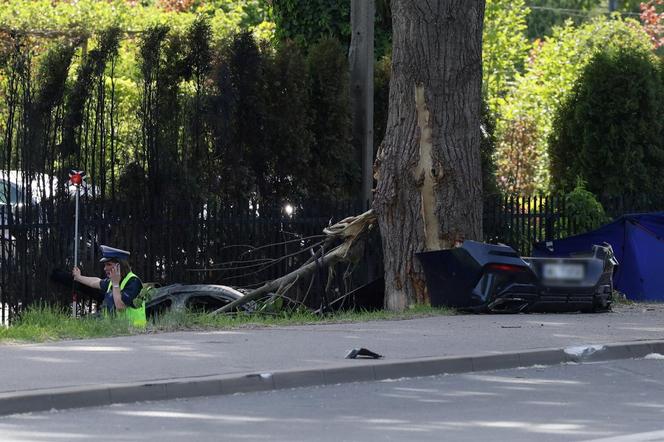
612,302,664,315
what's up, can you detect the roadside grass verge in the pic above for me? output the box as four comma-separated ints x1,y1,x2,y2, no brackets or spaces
0,304,133,343
611,290,633,305
151,303,454,331
0,303,455,343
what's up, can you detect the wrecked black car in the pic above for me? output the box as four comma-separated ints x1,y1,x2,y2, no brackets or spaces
51,268,251,317
145,284,250,318
416,240,618,313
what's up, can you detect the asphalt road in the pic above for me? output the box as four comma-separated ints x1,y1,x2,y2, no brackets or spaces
3,357,664,442
4,304,664,395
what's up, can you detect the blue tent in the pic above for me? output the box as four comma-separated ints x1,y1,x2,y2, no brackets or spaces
532,213,664,301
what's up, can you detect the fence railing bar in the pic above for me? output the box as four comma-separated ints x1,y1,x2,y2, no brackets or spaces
3,194,664,317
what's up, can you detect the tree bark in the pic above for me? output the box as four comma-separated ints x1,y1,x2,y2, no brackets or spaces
374,0,485,311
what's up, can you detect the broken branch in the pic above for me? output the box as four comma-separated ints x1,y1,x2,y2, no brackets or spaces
208,210,377,316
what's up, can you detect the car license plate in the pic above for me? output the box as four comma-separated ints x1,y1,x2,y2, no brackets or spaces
542,263,584,281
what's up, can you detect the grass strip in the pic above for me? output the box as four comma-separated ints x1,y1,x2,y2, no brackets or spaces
0,303,455,343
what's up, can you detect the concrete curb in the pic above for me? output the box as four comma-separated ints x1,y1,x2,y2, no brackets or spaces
2,339,663,417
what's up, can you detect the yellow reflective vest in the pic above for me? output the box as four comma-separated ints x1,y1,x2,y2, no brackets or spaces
106,272,146,327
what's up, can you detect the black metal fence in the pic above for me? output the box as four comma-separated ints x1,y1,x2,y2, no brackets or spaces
0,198,363,323
484,193,664,257
2,193,663,323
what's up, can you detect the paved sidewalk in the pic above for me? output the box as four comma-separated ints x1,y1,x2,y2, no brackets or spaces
1,303,664,415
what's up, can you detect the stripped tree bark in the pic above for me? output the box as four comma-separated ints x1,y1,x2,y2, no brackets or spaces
373,0,486,311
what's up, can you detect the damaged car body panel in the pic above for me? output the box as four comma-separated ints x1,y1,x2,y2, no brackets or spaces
416,240,617,313
145,284,250,318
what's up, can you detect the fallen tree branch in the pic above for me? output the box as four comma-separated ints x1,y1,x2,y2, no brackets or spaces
209,244,344,315
209,209,377,316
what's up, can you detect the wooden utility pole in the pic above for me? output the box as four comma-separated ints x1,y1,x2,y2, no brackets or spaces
350,0,374,211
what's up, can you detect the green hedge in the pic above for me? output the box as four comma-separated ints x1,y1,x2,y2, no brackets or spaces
549,49,664,201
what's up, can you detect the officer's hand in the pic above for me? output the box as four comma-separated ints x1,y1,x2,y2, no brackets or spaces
72,266,81,282
110,263,121,285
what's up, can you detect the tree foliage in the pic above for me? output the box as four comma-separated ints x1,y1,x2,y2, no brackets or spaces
563,178,609,234
265,0,392,57
495,115,540,194
640,0,664,49
262,40,313,202
62,28,120,160
268,0,349,48
184,16,212,195
524,0,643,40
483,0,530,113
495,16,653,194
306,37,357,200
0,0,269,40
525,0,603,39
207,33,253,205
30,41,77,173
139,25,173,202
549,48,664,200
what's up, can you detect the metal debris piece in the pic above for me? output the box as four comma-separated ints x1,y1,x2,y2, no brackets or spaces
345,347,383,359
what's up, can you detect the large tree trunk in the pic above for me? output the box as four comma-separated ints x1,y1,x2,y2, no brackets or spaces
374,0,485,311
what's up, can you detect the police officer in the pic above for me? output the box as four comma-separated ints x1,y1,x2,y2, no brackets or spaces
72,245,145,325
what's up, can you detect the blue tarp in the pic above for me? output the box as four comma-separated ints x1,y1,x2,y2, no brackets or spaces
532,213,664,301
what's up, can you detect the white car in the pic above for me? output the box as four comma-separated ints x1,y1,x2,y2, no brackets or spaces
1,172,43,260
0,171,92,259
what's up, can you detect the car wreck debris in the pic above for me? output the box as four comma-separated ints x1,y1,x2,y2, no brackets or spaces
416,240,617,313
145,284,249,318
345,348,383,359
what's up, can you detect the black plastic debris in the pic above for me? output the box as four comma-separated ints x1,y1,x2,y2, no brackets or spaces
345,348,383,359
416,240,617,314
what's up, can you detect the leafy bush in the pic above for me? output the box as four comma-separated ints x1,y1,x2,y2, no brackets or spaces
549,49,664,200
564,179,609,234
266,0,392,58
495,115,541,194
261,39,313,203
525,0,601,39
268,0,350,49
0,0,192,34
0,0,268,39
640,0,664,56
0,8,359,210
306,37,357,200
495,16,653,193
62,27,121,163
483,0,530,113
